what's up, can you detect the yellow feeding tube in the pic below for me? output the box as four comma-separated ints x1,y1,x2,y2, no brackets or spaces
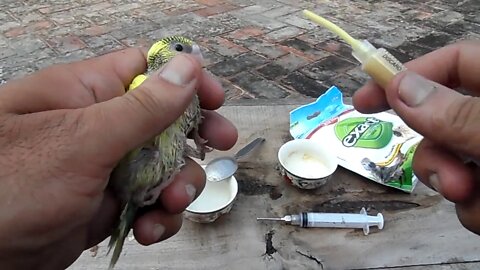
303,10,407,89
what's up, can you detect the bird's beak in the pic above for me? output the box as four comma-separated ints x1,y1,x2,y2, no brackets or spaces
191,44,204,67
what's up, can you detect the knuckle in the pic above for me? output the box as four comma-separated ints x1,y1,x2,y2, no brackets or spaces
434,96,480,150
447,97,480,131
125,86,164,122
0,114,15,145
71,108,97,139
411,140,432,180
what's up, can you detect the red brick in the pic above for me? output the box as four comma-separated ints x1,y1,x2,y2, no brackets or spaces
38,3,77,14
46,35,87,53
317,40,342,53
30,20,53,31
163,6,203,16
227,27,264,40
50,15,75,25
121,37,151,48
198,36,248,57
315,39,355,62
4,20,53,38
84,25,109,36
194,4,238,17
278,45,318,62
195,0,226,6
4,27,26,38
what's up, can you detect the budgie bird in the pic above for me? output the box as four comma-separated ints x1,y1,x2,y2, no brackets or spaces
107,36,210,269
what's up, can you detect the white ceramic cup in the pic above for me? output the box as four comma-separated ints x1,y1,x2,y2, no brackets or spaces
185,166,238,223
278,139,338,189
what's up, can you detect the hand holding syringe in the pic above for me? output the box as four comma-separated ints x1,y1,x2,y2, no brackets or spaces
302,10,407,89
257,207,384,236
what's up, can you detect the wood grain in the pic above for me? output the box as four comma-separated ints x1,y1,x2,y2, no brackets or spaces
69,103,480,270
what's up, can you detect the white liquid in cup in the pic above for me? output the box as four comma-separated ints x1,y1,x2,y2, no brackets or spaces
187,176,237,213
284,151,330,178
278,139,338,179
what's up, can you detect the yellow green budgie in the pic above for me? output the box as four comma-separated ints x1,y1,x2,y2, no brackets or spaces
107,36,210,269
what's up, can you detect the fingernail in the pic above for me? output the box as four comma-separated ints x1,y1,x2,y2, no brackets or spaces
429,174,441,193
152,224,165,241
159,54,196,86
398,72,437,107
191,44,205,66
185,184,196,203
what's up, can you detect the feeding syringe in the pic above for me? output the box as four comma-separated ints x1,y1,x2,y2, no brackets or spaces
257,207,384,235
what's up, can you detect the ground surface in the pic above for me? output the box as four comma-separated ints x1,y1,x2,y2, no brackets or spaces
0,0,478,99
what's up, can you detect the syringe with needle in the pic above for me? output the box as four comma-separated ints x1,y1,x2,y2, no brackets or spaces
302,10,407,89
257,208,384,236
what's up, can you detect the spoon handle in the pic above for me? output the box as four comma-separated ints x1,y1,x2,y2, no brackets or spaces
234,137,265,160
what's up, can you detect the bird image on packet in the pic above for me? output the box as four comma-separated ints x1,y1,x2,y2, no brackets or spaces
289,86,423,193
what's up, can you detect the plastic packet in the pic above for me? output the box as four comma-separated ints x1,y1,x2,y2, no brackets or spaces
290,86,422,192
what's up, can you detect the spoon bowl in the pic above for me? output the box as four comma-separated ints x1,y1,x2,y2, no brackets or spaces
204,156,238,182
205,137,265,182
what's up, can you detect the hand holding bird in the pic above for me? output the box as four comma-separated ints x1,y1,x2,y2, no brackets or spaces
107,36,217,268
0,42,237,270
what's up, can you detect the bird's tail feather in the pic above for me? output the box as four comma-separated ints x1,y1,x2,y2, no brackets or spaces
107,201,138,270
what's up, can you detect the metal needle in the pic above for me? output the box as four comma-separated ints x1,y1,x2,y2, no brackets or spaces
256,217,286,221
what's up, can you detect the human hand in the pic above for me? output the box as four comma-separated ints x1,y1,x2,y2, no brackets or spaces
0,49,237,269
353,40,480,235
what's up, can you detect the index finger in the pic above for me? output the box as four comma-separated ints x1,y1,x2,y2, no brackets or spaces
0,47,225,113
353,40,480,113
0,48,148,114
73,47,226,110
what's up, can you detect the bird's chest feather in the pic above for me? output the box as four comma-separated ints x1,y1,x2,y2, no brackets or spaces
111,99,201,205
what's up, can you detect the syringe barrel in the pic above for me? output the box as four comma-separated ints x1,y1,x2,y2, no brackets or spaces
295,212,382,229
353,40,407,89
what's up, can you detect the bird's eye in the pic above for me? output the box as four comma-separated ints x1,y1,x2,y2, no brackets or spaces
174,44,184,52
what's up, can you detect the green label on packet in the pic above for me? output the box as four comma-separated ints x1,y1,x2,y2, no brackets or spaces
334,117,393,149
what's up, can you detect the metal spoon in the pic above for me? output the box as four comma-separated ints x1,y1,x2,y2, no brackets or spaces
205,137,265,182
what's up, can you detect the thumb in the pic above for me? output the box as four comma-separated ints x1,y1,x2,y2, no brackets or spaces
81,54,202,164
386,71,480,158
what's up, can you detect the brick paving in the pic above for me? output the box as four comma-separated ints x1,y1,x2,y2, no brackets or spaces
0,0,478,100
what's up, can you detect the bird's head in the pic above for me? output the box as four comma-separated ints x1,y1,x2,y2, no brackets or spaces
146,36,203,71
